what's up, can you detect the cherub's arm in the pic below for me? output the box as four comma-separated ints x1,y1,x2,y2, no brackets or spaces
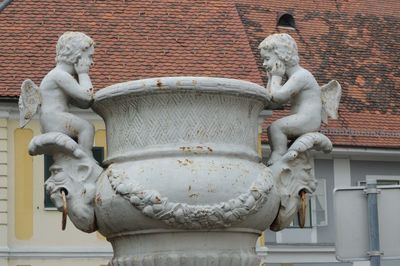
266,72,272,92
77,73,93,93
75,57,93,94
269,72,307,104
54,71,93,109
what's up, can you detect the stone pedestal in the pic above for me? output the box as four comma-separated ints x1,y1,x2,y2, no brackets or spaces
109,229,261,265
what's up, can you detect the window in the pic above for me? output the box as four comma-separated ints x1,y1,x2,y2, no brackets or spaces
277,13,296,30
44,147,104,209
358,175,400,187
288,196,312,228
276,179,327,244
287,178,328,228
311,179,328,226
261,152,328,229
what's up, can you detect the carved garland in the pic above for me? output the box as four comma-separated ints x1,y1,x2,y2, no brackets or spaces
107,166,274,229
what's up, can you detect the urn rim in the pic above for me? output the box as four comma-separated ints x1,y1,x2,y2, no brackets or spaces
93,76,270,103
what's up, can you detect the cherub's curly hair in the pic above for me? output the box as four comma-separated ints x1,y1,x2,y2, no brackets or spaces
258,33,299,67
56,32,94,64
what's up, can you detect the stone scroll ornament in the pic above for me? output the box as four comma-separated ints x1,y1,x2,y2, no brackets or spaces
259,33,341,229
29,132,102,233
19,32,101,232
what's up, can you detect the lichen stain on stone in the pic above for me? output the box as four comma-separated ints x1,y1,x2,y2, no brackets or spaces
189,192,200,199
154,196,161,204
179,146,192,152
177,158,193,166
95,193,102,206
179,146,213,154
65,123,79,137
24,111,32,119
196,129,209,139
207,184,216,193
156,79,163,88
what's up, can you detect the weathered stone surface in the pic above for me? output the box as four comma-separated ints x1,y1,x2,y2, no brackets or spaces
258,33,341,166
19,31,95,157
22,32,340,266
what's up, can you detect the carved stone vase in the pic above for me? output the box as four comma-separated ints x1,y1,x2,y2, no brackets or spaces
91,77,280,265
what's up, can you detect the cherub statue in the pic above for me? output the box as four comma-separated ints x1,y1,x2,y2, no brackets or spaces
258,33,341,165
19,32,96,157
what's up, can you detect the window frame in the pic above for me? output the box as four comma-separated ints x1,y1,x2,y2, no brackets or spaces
311,178,328,227
359,175,400,187
276,13,296,30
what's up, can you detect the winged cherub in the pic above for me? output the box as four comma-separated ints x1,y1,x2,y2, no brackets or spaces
19,32,96,157
259,33,341,165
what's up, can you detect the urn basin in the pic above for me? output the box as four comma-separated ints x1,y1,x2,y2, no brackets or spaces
91,77,279,266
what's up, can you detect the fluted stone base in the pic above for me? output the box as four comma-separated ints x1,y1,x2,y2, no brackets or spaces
108,229,261,266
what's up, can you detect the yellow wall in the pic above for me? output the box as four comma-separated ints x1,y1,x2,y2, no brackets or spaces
95,129,107,156
14,128,34,240
94,129,107,240
5,116,110,266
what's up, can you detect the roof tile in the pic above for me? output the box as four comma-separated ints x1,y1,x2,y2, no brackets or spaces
1,0,399,149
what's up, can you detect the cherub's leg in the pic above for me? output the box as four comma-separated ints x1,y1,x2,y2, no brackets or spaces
57,113,94,157
70,117,94,157
267,121,288,166
267,113,321,165
78,121,95,157
40,112,95,157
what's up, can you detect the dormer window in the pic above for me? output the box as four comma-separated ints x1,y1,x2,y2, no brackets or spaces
277,13,296,30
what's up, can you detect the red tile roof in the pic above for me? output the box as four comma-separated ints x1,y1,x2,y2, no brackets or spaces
235,0,400,148
0,0,262,96
1,1,400,149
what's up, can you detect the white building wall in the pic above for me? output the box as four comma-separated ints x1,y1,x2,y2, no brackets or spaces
261,145,400,266
0,114,9,266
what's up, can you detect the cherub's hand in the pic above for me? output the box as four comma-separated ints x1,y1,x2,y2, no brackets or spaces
74,57,91,74
270,60,286,77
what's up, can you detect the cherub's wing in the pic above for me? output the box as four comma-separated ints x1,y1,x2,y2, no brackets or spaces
320,80,341,124
19,79,41,128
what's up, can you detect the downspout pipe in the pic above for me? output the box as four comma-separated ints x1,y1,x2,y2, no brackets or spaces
366,179,382,266
0,0,13,12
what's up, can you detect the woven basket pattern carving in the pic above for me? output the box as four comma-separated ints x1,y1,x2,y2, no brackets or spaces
95,93,263,159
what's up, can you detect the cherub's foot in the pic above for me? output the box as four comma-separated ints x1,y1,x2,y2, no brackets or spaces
73,149,86,159
82,148,95,160
267,152,283,166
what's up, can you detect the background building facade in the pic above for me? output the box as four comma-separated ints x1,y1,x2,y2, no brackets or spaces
1,1,399,266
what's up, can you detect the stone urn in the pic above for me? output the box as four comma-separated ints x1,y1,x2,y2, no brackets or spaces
90,77,280,265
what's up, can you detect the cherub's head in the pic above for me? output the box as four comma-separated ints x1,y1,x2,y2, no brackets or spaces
258,33,299,68
56,32,95,64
